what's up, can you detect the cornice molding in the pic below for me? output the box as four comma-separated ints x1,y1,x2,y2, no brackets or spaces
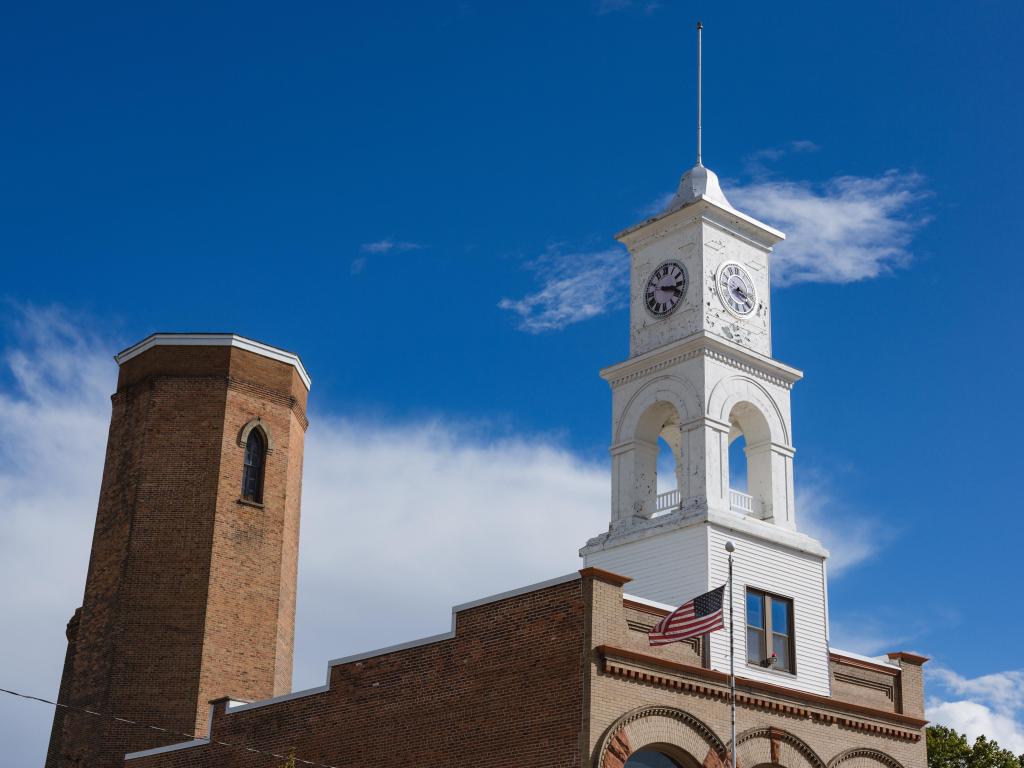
596,645,925,740
600,332,802,392
115,333,311,390
615,197,784,253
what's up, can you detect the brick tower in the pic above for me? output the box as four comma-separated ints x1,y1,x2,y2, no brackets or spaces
45,334,311,768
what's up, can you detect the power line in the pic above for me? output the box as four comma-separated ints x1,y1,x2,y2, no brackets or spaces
0,686,339,768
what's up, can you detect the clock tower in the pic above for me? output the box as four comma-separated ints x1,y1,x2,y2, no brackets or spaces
581,40,834,694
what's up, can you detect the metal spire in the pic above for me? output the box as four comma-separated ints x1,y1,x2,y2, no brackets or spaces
696,21,703,167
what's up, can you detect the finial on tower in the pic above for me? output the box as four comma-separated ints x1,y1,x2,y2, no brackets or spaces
697,21,703,167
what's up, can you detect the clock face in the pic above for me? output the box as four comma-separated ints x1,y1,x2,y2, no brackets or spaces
644,261,688,318
716,262,757,316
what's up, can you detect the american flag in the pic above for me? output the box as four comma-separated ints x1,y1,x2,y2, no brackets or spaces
648,586,726,646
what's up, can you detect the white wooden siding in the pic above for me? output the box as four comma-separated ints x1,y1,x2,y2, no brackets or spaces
584,525,708,607
706,525,830,696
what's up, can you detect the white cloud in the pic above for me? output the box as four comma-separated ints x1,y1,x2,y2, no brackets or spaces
594,0,660,14
827,618,912,658
360,239,423,254
353,239,425,275
730,170,927,286
293,418,607,689
743,140,820,176
0,307,116,768
927,667,1024,753
0,308,608,764
796,479,889,577
509,165,926,334
498,248,628,333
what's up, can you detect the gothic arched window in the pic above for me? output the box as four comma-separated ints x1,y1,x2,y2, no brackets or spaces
242,428,267,503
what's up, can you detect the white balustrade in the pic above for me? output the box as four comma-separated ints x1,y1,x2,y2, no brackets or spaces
729,488,753,514
655,489,681,513
654,488,753,515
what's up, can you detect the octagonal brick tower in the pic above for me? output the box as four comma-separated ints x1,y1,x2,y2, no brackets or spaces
45,334,311,768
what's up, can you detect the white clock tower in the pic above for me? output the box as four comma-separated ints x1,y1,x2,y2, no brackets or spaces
581,35,833,696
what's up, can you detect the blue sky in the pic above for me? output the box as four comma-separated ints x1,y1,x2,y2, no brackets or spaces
2,1,1023,763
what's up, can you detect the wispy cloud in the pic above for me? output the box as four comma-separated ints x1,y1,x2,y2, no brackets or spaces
796,476,892,577
594,0,660,15
360,239,423,254
743,140,819,178
352,239,425,276
512,155,927,333
731,170,927,286
498,247,628,333
927,667,1024,753
828,617,914,657
0,307,115,768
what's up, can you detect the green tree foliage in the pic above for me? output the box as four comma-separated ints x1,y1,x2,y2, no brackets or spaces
927,726,1024,768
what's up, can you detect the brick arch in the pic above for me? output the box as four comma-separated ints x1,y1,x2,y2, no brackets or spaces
238,417,275,454
596,706,728,768
735,727,826,768
827,748,907,768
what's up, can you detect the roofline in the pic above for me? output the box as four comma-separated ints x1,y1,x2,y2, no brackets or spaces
615,194,785,245
114,333,311,390
829,647,901,672
225,572,583,716
127,571,582,759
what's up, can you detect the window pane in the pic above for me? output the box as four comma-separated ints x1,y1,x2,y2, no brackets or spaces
747,627,765,663
625,750,683,768
772,633,791,672
771,598,790,634
746,591,764,630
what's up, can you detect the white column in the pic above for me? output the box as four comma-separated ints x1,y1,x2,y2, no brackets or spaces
680,416,730,511
745,439,774,520
609,438,659,522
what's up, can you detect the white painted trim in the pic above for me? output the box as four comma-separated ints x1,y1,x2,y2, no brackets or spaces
125,703,215,760
622,593,677,612
616,195,785,247
126,738,209,760
599,331,803,388
829,647,901,670
226,684,330,714
114,333,311,390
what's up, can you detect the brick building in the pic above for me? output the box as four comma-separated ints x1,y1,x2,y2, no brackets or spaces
45,158,928,767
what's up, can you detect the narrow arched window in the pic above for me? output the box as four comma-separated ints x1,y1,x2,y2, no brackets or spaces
242,428,266,503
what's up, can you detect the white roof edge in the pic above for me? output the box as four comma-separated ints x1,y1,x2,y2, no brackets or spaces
125,738,209,761
114,333,311,390
616,195,786,244
623,593,676,612
125,698,217,760
829,646,901,670
225,683,330,714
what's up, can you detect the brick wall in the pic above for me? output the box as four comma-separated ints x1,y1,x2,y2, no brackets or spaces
46,342,308,768
585,575,929,768
131,577,586,768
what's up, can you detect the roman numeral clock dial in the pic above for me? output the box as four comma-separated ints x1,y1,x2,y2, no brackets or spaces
716,262,757,317
644,261,688,317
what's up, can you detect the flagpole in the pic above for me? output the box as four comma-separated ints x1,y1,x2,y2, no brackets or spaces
696,21,703,167
725,540,736,768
